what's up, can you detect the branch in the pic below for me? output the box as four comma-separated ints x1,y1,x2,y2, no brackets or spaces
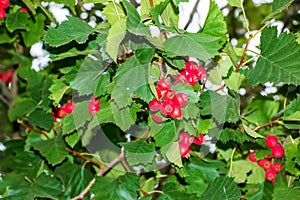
17,119,50,139
66,147,105,169
234,34,252,72
183,0,201,30
71,151,128,200
253,118,280,131
134,130,150,142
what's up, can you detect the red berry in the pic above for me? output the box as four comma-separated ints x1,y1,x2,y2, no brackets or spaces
271,162,282,173
193,133,204,145
265,169,276,184
160,101,175,116
184,73,198,86
262,159,272,170
88,102,100,114
0,8,5,20
195,66,207,80
248,151,256,162
174,93,188,107
272,145,284,158
20,7,29,12
257,159,264,167
149,99,161,112
157,77,171,89
173,74,186,85
91,96,100,104
0,69,13,83
179,132,194,157
151,113,163,123
184,61,198,74
156,87,168,99
266,135,279,148
170,106,182,119
51,111,59,122
0,0,9,9
64,102,75,113
163,89,176,101
57,107,67,118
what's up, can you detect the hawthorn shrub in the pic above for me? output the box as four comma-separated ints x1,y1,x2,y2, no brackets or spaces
0,0,300,199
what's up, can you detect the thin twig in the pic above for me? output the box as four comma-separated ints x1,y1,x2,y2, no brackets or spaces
234,34,252,72
71,151,127,200
253,118,280,131
66,147,105,169
11,71,18,99
94,62,112,80
0,94,9,106
119,149,131,172
184,0,201,30
228,147,236,177
17,119,50,139
134,130,150,142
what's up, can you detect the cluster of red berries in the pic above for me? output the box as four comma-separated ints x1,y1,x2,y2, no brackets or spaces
0,0,10,20
52,102,75,121
149,77,188,122
248,135,284,184
149,61,207,123
0,69,13,84
173,61,207,86
88,96,100,115
179,132,205,157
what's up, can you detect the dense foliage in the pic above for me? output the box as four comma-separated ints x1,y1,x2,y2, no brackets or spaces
1,0,300,199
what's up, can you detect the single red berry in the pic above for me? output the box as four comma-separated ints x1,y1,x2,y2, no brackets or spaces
160,101,175,116
271,162,282,173
0,0,10,9
64,102,75,113
20,7,29,12
0,8,6,20
184,61,198,74
262,159,272,170
0,69,13,83
257,159,264,167
163,89,176,101
265,169,276,184
88,102,100,114
184,73,198,86
178,132,194,157
151,113,163,123
157,77,171,90
195,66,207,80
272,145,284,158
248,151,256,162
193,133,205,145
156,87,168,99
170,106,182,119
149,99,161,112
174,93,188,107
57,107,67,118
266,135,279,148
180,145,190,158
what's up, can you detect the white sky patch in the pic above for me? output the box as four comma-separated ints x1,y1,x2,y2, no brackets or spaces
46,2,71,23
178,0,209,33
0,142,6,151
245,30,261,57
30,41,51,72
82,3,95,11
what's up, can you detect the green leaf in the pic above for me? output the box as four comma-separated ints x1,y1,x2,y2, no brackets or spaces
27,109,54,131
150,121,176,148
219,128,251,144
242,123,264,138
31,137,69,166
208,67,222,85
96,100,115,124
273,187,300,200
159,182,198,200
49,79,70,106
65,132,80,148
185,158,219,196
2,173,62,200
91,173,139,200
106,18,126,62
248,27,300,86
110,52,153,108
72,53,104,96
5,12,30,32
200,176,242,200
111,102,135,131
44,16,93,47
164,33,220,62
42,0,76,13
165,141,183,168
200,0,227,46
284,95,300,118
263,0,294,22
21,13,46,47
228,0,243,7
224,72,245,92
247,166,265,184
8,98,36,121
200,90,240,124
102,2,126,24
229,160,257,183
54,162,93,199
245,182,274,200
62,113,76,135
72,100,92,130
121,138,156,167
